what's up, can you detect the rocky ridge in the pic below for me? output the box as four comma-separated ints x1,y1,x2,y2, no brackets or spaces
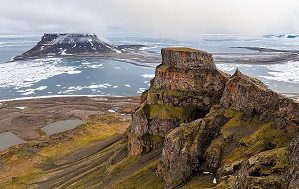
127,47,299,188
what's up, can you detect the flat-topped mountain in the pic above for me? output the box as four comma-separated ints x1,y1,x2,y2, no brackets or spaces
11,33,161,64
12,33,121,60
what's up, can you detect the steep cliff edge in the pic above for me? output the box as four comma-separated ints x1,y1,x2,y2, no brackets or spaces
126,47,299,188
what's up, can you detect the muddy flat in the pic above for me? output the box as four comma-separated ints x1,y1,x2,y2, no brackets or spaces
0,96,139,141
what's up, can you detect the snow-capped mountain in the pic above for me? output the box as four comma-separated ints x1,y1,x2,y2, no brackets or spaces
13,33,122,60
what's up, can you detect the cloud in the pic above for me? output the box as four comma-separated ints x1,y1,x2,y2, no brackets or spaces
0,0,107,37
90,0,299,38
1,0,299,39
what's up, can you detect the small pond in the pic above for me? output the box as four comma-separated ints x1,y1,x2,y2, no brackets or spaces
0,132,26,151
42,119,86,136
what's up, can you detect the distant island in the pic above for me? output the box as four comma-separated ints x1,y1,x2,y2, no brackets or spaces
12,33,161,66
11,33,299,66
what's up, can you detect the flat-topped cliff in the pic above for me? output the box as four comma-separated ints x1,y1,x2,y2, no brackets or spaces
125,47,299,188
128,47,229,156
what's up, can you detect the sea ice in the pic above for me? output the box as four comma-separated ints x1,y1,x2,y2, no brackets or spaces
137,88,147,94
261,61,299,83
141,74,155,78
0,59,78,89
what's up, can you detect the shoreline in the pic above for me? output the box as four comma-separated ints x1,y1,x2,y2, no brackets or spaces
9,52,161,67
7,47,299,67
283,93,299,101
0,94,127,102
1,92,298,103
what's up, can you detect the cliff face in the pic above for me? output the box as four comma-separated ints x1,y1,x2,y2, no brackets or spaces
127,47,299,189
128,48,229,156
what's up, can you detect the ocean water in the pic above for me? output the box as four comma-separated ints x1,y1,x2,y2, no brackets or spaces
1,33,299,101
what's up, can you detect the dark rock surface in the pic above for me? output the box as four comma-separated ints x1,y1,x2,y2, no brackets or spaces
127,47,299,188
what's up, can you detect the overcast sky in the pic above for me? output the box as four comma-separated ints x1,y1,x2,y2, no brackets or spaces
1,0,299,39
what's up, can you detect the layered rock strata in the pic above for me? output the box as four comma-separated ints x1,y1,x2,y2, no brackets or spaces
128,47,299,188
128,48,229,156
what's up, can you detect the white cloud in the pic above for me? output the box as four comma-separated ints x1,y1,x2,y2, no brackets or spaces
0,0,299,39
0,0,107,36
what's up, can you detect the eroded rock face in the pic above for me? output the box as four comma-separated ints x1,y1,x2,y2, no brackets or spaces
128,48,229,156
157,106,228,188
220,69,299,128
157,68,299,188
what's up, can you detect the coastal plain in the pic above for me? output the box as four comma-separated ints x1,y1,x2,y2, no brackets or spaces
0,96,142,188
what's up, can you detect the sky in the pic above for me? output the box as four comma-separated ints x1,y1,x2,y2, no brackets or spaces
1,0,299,40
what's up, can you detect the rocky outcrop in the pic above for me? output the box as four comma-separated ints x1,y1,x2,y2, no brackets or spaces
127,47,299,188
128,48,229,156
157,69,299,188
220,69,299,133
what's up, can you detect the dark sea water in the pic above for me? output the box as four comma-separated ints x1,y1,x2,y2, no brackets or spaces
1,33,299,101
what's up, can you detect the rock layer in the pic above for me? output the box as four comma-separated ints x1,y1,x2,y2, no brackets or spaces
128,47,299,188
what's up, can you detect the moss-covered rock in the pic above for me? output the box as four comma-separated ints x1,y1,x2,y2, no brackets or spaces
157,106,228,188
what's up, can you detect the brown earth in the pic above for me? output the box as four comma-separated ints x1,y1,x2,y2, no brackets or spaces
0,96,155,189
0,96,139,141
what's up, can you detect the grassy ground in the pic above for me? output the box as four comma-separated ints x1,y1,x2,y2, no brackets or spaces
0,113,131,188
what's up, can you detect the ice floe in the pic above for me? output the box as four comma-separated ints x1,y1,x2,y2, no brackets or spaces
141,74,155,78
137,88,147,94
261,61,299,83
17,86,48,96
217,61,299,85
0,59,79,89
